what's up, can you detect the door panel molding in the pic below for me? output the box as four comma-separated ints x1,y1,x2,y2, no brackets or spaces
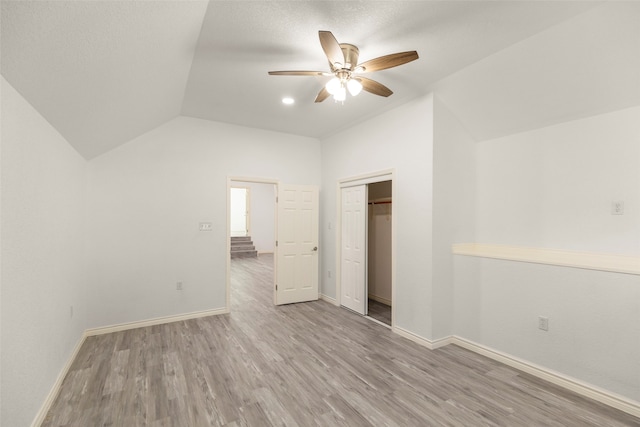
340,185,367,314
276,184,319,305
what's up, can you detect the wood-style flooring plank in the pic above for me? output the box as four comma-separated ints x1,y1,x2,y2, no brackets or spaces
42,254,640,426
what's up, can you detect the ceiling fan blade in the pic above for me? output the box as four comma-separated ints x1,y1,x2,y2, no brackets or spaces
268,70,329,76
314,87,331,103
357,51,419,73
319,31,345,69
359,77,393,97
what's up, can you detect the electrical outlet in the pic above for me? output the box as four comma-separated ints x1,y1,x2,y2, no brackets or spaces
176,281,183,290
611,201,624,215
538,316,549,331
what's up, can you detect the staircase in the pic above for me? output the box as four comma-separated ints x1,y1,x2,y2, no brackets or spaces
230,236,258,259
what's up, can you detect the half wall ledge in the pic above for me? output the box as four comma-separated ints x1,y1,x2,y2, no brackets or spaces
452,243,640,276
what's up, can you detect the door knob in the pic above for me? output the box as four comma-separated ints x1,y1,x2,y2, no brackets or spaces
312,246,318,251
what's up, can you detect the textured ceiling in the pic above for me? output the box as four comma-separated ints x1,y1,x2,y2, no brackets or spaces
1,0,208,159
4,1,636,160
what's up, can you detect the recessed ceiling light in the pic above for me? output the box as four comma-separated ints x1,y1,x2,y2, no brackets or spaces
282,97,295,105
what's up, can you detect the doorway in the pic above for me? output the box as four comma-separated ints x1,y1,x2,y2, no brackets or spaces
338,171,394,327
226,177,320,310
228,179,277,310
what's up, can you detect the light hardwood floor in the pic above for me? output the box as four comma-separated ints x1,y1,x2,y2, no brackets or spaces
43,254,639,426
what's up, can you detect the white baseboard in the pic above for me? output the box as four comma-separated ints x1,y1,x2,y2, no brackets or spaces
258,251,274,255
32,309,640,423
85,307,229,337
392,325,452,350
368,293,392,306
31,334,87,427
389,329,640,418
319,294,338,306
450,336,640,418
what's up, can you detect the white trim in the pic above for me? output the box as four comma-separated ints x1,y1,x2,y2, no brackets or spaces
368,293,392,306
258,251,274,255
452,243,640,275
390,177,397,329
228,176,280,185
319,293,339,306
338,169,394,188
389,331,640,417
30,335,87,427
392,325,452,350
85,308,228,337
450,336,640,418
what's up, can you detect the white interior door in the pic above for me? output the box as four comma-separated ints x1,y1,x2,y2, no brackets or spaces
230,187,249,237
276,185,319,305
341,185,367,314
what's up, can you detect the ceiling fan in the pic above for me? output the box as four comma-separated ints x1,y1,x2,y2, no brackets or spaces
268,31,419,103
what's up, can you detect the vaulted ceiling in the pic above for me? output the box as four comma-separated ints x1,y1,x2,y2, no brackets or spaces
2,1,638,159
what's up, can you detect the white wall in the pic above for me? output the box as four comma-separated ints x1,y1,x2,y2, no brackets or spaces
1,77,88,427
87,117,320,328
454,256,640,401
433,2,640,143
454,106,640,401
475,106,640,254
432,96,477,339
232,181,275,253
321,94,434,339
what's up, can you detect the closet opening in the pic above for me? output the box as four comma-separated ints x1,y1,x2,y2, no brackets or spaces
338,172,394,328
366,181,392,326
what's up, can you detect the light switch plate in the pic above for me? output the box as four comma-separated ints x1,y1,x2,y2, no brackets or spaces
199,222,213,231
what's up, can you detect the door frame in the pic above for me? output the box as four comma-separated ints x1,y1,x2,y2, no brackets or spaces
226,176,279,311
336,169,396,326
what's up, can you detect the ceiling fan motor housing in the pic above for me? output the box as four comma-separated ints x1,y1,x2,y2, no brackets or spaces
339,43,359,70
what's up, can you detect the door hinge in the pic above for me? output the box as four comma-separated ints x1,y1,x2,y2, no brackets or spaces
276,240,278,247
275,284,278,291
276,196,278,203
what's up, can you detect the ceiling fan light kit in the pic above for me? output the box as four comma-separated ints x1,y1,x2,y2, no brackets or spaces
325,75,362,100
268,31,418,104
347,78,363,96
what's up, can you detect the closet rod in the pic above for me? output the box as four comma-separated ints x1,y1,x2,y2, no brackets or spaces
368,200,392,205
